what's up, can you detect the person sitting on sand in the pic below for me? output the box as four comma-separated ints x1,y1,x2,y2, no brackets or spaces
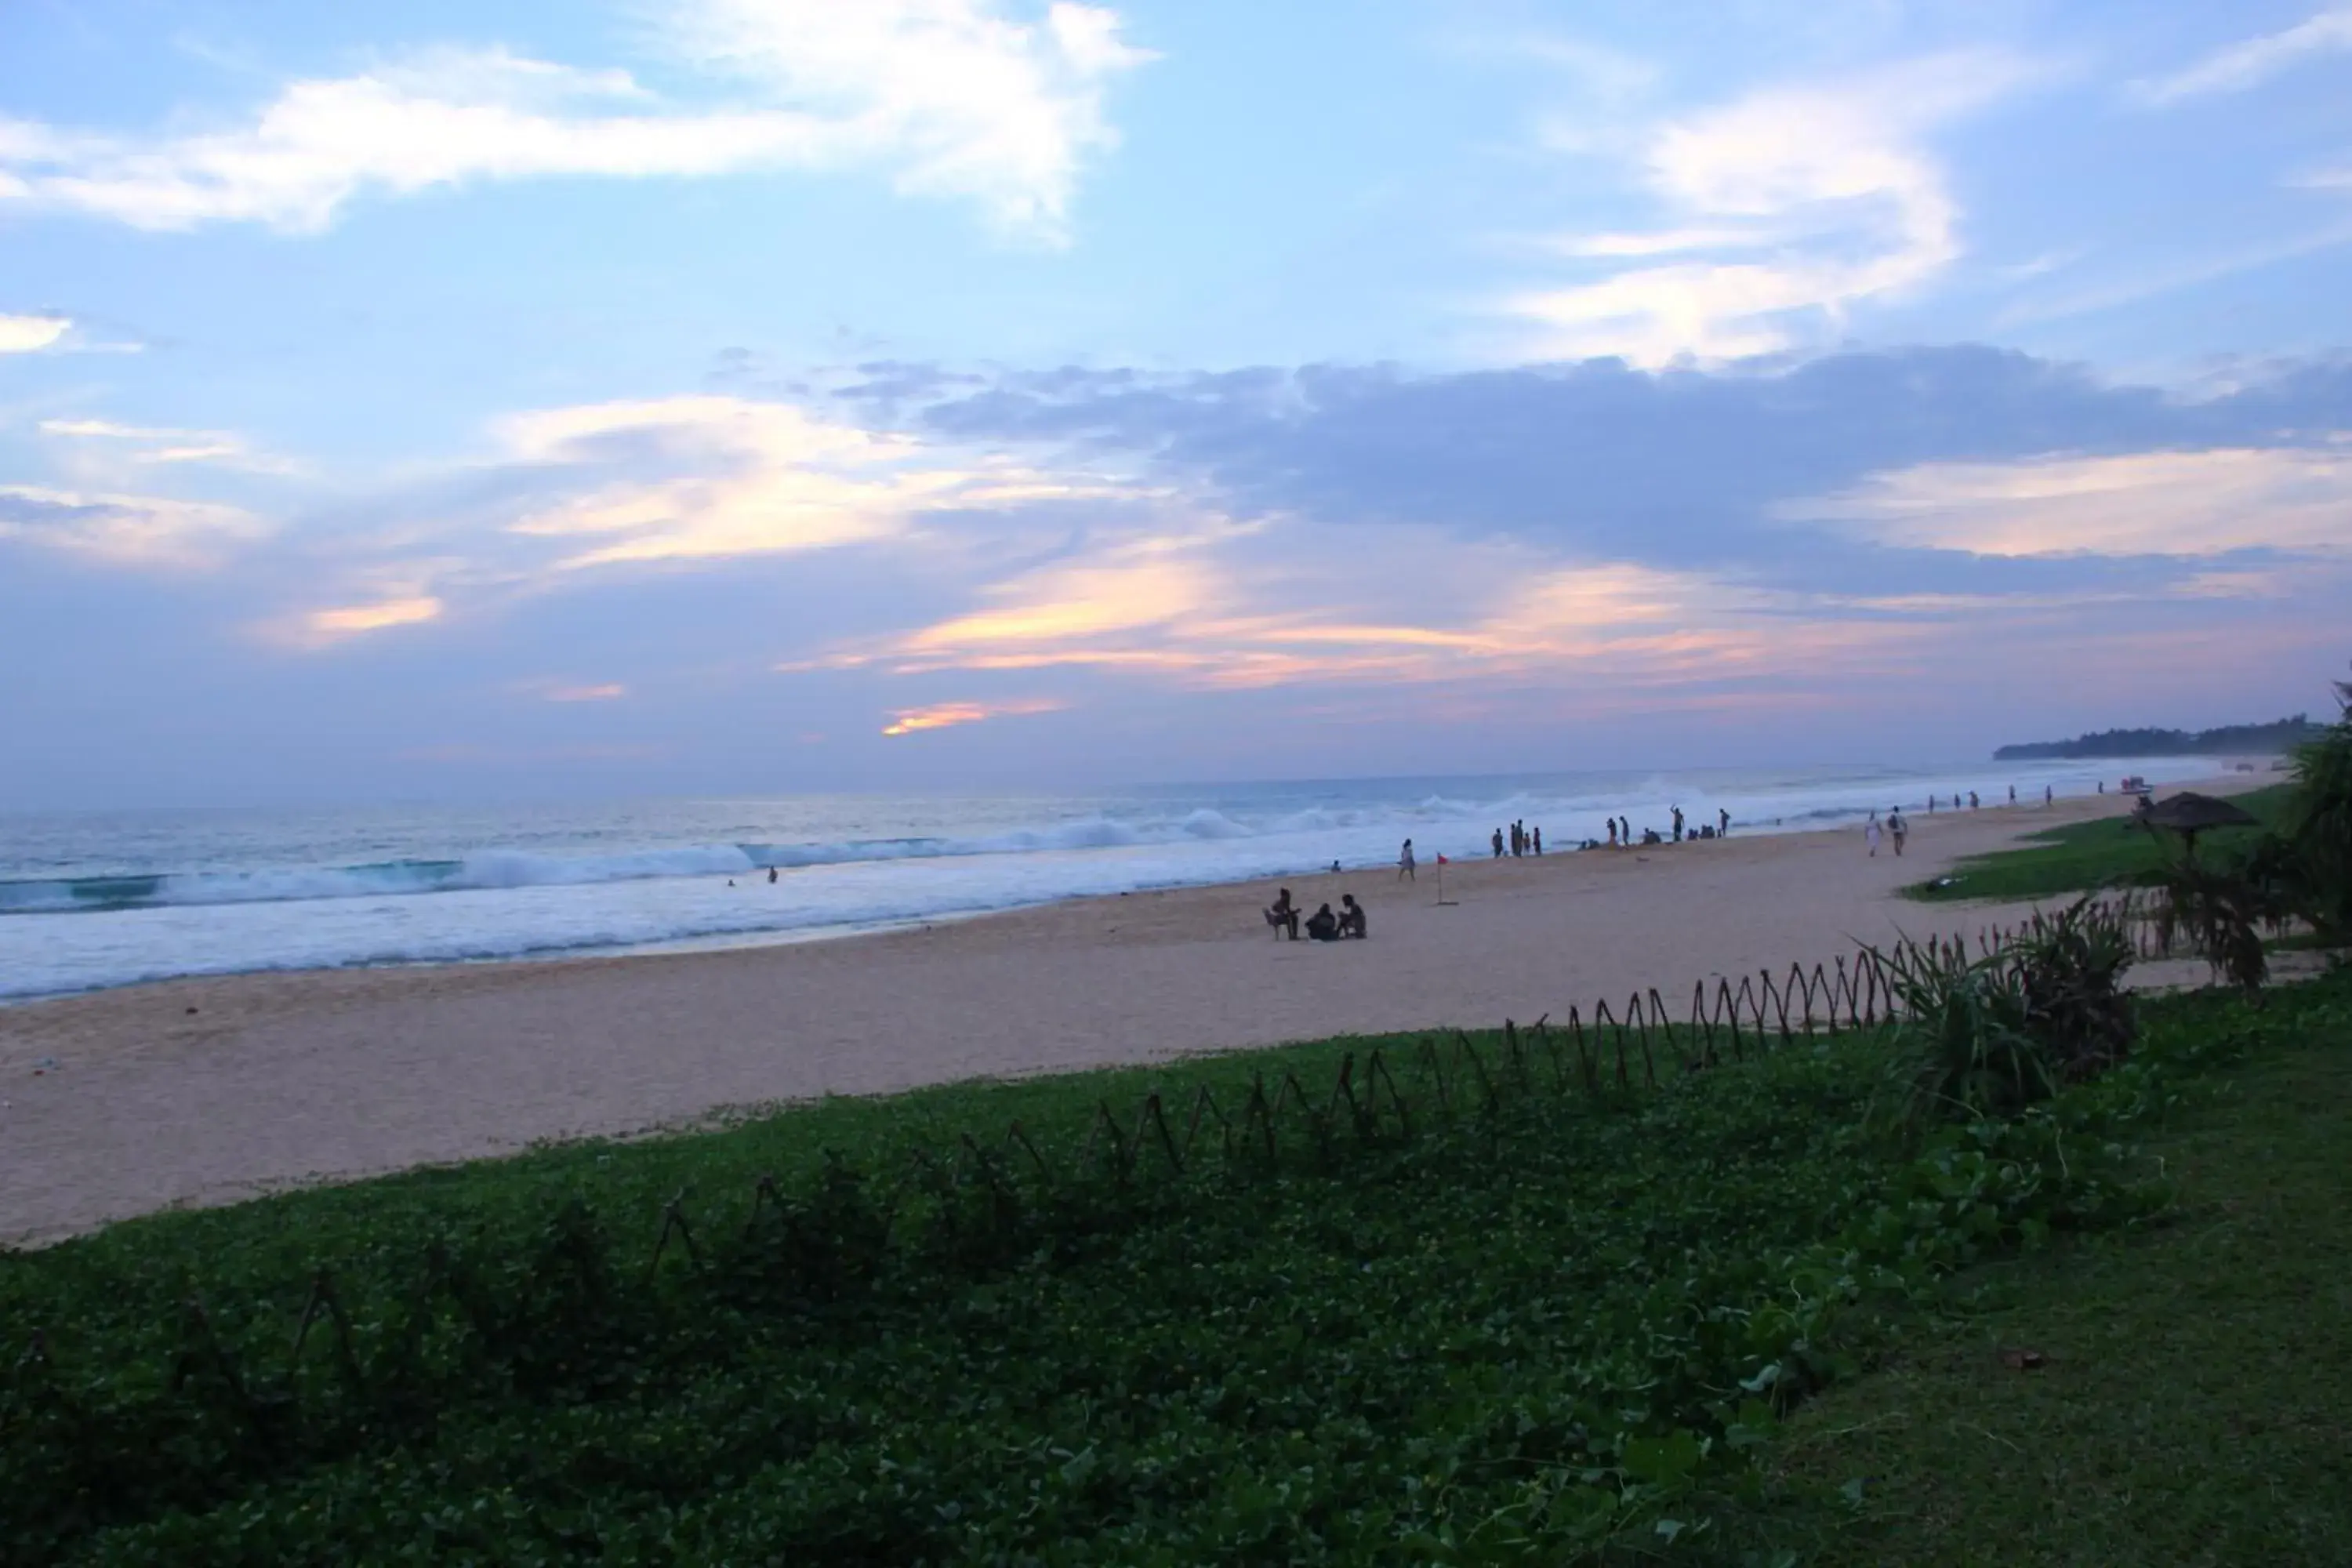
1339,894,1367,939
1305,902,1341,942
1265,887,1299,939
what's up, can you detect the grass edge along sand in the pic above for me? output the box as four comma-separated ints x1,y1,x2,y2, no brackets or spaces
3,965,2344,1562
1721,970,2352,1565
1904,783,2292,906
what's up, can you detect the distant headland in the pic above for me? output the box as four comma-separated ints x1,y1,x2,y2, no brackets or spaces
1994,716,2325,760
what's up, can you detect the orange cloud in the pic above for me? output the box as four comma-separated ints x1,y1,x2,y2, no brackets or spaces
304,594,443,637
881,697,1065,736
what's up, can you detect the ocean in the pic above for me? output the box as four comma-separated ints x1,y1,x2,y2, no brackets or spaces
0,758,2230,1000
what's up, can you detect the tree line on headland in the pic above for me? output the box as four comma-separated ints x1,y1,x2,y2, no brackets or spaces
1994,715,2326,760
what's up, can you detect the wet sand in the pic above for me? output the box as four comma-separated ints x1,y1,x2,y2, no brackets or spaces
0,785,2246,1243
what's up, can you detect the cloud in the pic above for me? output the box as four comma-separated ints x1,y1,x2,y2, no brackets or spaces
2132,7,2352,106
666,0,1152,235
494,394,1126,569
0,485,267,568
881,696,1064,735
1508,51,2042,364
301,594,444,640
0,4,1149,238
0,314,71,354
535,681,628,702
39,416,293,471
1783,445,2352,557
892,348,2352,587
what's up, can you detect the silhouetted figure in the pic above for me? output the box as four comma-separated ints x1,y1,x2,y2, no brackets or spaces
768,866,778,884
1398,839,1417,880
2009,785,2016,804
1888,809,1907,855
1606,818,1618,848
1305,902,1341,942
1339,894,1367,939
1265,887,1299,940
1532,826,1543,855
1928,795,1937,813
1617,815,1630,847
1641,828,1663,845
1969,790,1980,810
1671,806,1684,842
2045,785,2053,805
1492,827,1504,858
2098,780,2105,794
1718,807,1730,837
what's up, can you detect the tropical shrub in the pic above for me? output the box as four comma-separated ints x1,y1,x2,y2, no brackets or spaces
1878,897,2136,1123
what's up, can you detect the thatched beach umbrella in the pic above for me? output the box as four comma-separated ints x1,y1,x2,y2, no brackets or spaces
2133,791,2257,861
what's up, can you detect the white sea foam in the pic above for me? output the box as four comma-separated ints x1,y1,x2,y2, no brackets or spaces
0,758,2233,998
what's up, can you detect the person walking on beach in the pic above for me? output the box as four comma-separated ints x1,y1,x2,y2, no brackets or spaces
1888,809,1908,856
1865,812,1882,857
1492,827,1504,859
1617,815,1630,848
1398,838,1417,880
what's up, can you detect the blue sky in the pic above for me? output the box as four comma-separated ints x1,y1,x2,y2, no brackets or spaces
2,0,2348,808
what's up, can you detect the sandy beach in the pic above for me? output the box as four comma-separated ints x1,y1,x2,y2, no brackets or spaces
0,785,2249,1243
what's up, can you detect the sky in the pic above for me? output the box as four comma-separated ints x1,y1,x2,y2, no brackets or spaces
2,0,2349,809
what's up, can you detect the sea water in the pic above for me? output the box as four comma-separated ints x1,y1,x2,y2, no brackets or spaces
0,759,2229,1000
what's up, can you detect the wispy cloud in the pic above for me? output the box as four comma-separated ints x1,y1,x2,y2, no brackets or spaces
2132,7,2352,106
0,2,1149,239
39,416,295,471
1783,445,2352,557
881,696,1064,735
1508,51,2042,365
1995,220,2352,325
532,681,629,702
495,394,1126,570
0,484,267,568
299,594,445,641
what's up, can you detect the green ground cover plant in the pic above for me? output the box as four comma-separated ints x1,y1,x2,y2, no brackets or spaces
1902,785,2289,905
2,934,2274,1566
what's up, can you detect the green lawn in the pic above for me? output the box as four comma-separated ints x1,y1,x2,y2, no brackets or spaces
1905,784,2292,904
1719,973,2352,1565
